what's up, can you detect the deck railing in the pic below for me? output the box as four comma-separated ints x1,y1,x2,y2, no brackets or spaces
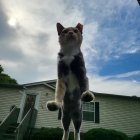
0,106,20,137
15,108,32,140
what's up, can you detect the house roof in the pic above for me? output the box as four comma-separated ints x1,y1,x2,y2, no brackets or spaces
23,80,140,100
92,92,140,100
0,80,139,100
23,79,56,89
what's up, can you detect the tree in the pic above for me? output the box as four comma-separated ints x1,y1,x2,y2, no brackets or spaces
0,65,18,84
0,65,4,73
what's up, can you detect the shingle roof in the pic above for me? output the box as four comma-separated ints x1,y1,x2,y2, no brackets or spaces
23,79,140,99
1,79,139,99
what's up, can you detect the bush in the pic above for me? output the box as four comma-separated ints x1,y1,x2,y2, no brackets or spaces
133,134,140,140
31,127,73,140
27,127,131,140
32,127,62,140
84,128,129,140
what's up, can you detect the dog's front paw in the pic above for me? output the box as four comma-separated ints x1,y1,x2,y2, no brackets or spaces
81,90,95,102
46,101,61,111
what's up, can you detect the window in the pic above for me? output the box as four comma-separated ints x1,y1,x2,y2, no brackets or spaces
83,102,100,123
83,102,94,121
58,102,100,123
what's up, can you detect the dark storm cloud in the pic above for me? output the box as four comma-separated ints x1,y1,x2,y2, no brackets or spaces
32,32,50,49
0,0,140,96
0,2,25,62
0,44,24,61
0,2,16,39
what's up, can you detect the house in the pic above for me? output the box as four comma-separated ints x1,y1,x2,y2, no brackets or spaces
0,80,140,140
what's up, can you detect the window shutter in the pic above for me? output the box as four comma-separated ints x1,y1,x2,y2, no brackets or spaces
58,108,62,120
95,102,100,123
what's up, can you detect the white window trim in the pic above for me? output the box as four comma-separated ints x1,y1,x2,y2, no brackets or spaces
17,90,40,123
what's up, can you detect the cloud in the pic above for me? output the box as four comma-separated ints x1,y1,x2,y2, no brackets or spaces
81,0,140,63
0,2,16,39
89,74,140,97
0,0,140,97
105,71,140,79
0,0,85,83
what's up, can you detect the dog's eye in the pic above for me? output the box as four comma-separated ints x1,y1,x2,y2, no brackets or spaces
74,29,78,33
62,30,68,34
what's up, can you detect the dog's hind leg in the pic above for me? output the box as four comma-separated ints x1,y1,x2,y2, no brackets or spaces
61,111,71,140
72,109,82,140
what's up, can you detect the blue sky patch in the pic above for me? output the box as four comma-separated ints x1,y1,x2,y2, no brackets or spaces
99,52,140,78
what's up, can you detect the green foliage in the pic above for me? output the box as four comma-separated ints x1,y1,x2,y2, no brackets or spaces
133,134,140,140
0,65,4,73
32,127,73,140
84,128,128,140
27,127,137,140
29,127,131,140
32,127,62,140
0,65,18,84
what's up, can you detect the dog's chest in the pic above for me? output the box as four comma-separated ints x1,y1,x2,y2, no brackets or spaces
62,56,79,93
62,55,74,66
66,71,79,93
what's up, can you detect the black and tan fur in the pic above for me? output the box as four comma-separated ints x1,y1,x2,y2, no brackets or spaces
46,23,95,140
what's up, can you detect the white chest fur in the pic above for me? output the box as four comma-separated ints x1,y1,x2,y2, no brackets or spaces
61,53,80,93
66,71,79,93
62,55,74,66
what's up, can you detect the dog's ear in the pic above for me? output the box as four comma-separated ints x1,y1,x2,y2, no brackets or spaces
76,23,83,34
57,23,65,36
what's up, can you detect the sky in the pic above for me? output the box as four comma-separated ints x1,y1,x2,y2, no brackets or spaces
0,0,140,97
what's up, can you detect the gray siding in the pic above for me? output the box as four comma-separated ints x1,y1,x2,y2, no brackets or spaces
0,88,21,121
0,84,140,137
27,85,140,136
81,95,140,137
25,85,62,128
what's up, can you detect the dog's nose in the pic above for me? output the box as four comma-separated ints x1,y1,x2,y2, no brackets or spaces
68,31,73,35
